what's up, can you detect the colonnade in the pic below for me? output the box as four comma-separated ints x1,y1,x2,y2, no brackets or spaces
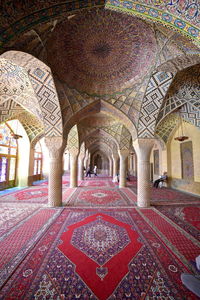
45,137,155,208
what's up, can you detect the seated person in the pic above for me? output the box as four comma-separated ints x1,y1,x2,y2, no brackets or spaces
181,255,200,297
126,171,130,181
153,171,167,188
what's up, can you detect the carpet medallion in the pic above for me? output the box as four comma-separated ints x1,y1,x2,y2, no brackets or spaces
80,180,115,187
0,187,48,204
0,208,197,299
66,188,136,207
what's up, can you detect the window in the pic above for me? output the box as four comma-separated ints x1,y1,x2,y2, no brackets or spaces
34,141,42,176
0,123,17,189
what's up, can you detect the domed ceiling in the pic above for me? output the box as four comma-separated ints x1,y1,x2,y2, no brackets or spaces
47,8,157,95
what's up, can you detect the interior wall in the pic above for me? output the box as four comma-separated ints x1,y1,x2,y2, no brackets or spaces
168,122,200,196
150,141,166,182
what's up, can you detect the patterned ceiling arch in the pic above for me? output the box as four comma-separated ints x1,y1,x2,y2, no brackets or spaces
31,132,45,149
1,50,63,137
156,63,200,127
67,124,79,153
0,1,105,46
88,143,112,157
85,136,116,155
156,54,200,74
119,125,132,150
14,111,44,142
63,100,137,141
0,58,41,119
79,128,119,151
79,141,86,157
155,108,196,144
0,99,25,123
138,55,200,138
105,1,200,46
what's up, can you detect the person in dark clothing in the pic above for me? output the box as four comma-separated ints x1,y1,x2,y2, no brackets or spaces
86,166,91,177
153,172,167,188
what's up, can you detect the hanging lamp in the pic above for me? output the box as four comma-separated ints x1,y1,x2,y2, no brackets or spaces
174,109,189,142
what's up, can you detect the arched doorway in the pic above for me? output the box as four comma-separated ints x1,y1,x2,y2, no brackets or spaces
0,123,18,189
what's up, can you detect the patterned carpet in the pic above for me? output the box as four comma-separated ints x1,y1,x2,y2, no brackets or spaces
66,187,136,207
0,177,200,299
0,186,75,205
80,179,116,187
0,208,199,299
0,207,61,287
129,177,200,205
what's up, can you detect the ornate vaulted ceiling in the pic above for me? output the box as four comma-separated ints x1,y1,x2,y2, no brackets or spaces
0,1,199,155
46,9,157,95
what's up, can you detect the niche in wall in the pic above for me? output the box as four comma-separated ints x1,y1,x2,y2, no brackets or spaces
153,149,159,175
180,141,194,181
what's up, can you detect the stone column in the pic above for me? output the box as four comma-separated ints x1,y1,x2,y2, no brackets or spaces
133,153,137,176
112,154,118,181
69,150,79,188
129,154,134,175
78,154,85,181
28,145,35,186
118,150,129,188
45,137,63,207
133,138,155,208
109,157,113,177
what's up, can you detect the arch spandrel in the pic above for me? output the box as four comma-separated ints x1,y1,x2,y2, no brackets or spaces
1,51,63,137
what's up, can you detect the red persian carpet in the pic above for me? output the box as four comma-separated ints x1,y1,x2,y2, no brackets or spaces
0,208,61,287
80,179,116,187
156,205,200,234
65,187,136,207
0,208,199,299
130,178,200,205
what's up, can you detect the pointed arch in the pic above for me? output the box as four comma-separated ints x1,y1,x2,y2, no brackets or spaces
1,51,63,137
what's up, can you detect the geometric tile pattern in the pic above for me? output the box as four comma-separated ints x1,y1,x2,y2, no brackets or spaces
14,111,44,142
0,0,105,46
46,8,157,95
63,79,149,129
180,103,200,129
0,58,41,119
85,136,113,155
156,65,200,126
105,1,200,46
156,109,194,144
138,72,174,137
67,125,79,152
1,51,63,137
119,126,131,150
155,113,179,143
0,99,24,123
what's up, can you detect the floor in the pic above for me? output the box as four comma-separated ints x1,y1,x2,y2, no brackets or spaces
0,176,199,299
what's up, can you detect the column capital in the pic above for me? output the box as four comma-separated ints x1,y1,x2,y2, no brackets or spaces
133,138,155,160
118,149,129,158
112,153,119,160
68,148,79,158
45,136,64,159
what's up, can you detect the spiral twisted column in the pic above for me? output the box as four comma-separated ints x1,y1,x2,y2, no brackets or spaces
118,150,129,188
133,138,155,208
69,150,79,188
112,153,119,181
45,137,64,207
